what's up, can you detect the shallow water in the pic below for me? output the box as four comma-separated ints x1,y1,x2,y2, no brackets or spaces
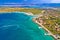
0,12,54,40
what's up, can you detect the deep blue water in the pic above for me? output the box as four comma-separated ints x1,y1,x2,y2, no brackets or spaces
0,12,54,40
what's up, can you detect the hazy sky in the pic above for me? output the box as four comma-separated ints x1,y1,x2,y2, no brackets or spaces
51,0,60,3
38,0,60,3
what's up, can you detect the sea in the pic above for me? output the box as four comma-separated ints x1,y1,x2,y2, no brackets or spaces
0,12,55,40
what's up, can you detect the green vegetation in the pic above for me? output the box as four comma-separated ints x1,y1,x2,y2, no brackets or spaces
19,8,42,15
0,8,42,15
36,9,60,36
43,16,60,34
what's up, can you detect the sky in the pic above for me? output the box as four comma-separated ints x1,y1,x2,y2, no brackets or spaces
51,0,60,3
0,0,60,3
0,0,60,4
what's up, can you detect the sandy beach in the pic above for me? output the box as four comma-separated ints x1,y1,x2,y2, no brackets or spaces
33,18,59,40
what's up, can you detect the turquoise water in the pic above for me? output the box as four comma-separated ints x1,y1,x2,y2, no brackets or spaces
0,12,54,40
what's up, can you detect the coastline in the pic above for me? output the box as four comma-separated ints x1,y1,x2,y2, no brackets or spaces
0,12,33,16
33,18,58,40
0,8,42,15
0,8,59,40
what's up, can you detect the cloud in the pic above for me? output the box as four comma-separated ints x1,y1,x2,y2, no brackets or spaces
51,0,60,3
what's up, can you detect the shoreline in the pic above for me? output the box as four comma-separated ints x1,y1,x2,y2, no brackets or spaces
33,18,58,40
24,12,33,15
0,12,33,16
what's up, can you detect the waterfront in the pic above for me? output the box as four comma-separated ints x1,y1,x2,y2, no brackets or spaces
0,12,54,40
